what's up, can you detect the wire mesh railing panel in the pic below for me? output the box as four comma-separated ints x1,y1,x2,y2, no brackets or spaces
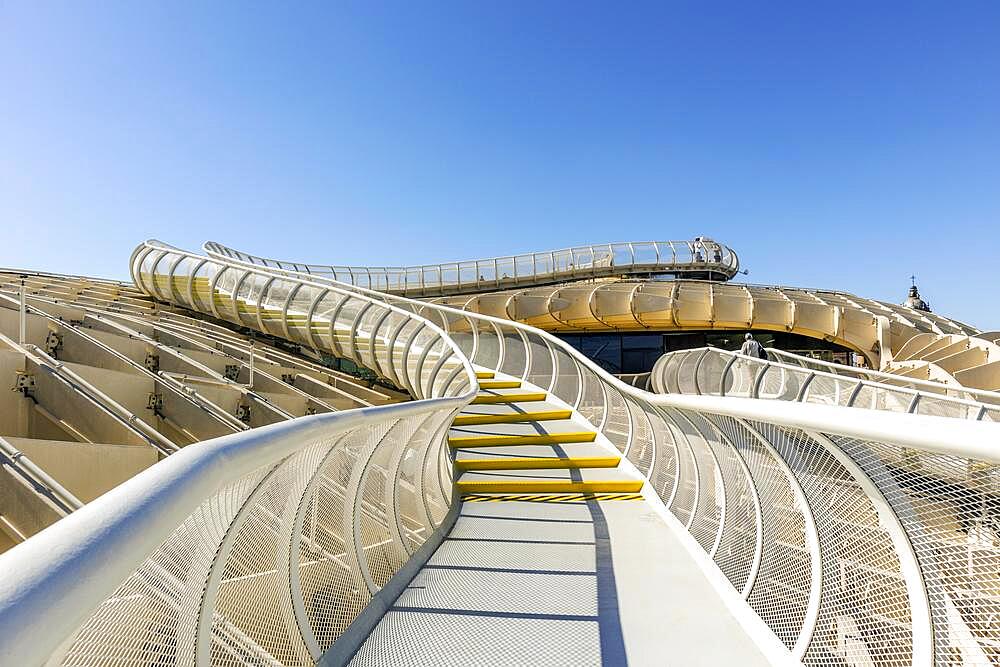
829,436,1000,665
820,374,863,407
674,411,724,553
755,423,913,666
623,396,655,476
209,457,317,667
663,411,699,529
759,364,798,401
498,329,528,380
357,423,410,591
645,409,680,499
599,386,631,454
298,444,370,651
709,414,812,650
551,346,583,407
675,351,702,395
577,369,608,428
703,422,759,594
523,331,555,391
914,394,980,420
696,351,731,395
59,472,269,667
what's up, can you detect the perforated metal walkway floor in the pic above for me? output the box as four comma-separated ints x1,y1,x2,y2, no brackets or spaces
347,498,772,666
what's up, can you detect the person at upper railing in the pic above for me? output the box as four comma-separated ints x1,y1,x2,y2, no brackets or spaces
694,236,723,264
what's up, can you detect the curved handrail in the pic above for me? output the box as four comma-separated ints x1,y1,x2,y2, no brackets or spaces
650,346,1000,421
132,239,479,402
766,347,1000,403
2,239,998,666
767,348,1000,394
207,238,740,296
0,401,464,666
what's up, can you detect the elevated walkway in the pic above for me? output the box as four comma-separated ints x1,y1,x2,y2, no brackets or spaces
207,239,741,298
349,371,772,666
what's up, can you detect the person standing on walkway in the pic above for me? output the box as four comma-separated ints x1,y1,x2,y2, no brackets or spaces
740,333,765,359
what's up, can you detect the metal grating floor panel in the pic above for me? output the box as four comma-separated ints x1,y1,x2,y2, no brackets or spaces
349,611,602,667
446,514,596,542
459,500,594,521
393,567,598,616
427,538,597,572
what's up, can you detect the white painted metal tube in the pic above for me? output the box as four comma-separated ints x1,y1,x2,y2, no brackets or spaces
0,399,465,667
18,276,26,346
653,346,1000,416
646,392,1000,464
0,435,83,514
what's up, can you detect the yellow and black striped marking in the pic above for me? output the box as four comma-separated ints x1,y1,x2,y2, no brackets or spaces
462,493,645,503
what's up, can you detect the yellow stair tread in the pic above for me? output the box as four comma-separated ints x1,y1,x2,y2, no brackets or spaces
461,492,645,502
448,431,597,448
455,479,644,493
452,409,572,426
478,380,522,389
454,455,620,471
471,392,546,404
475,371,495,379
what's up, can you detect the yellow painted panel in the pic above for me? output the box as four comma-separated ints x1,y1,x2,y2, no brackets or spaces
454,456,620,471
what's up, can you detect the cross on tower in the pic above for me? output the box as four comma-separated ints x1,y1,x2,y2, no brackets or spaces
910,275,917,287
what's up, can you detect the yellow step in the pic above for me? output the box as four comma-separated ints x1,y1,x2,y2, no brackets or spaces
470,392,546,404
448,431,596,448
462,492,645,503
455,479,644,494
475,371,495,379
454,456,620,471
478,380,521,389
451,409,572,426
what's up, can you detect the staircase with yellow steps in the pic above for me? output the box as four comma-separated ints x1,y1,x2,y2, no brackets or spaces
451,371,645,497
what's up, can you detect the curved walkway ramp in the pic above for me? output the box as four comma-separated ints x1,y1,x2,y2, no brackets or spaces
206,239,740,297
0,240,997,666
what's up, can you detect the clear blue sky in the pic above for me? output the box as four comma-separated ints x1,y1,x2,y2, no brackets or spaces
2,2,998,328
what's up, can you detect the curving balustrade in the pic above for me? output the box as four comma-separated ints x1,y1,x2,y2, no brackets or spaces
767,347,1000,407
652,347,1000,423
208,239,740,297
0,239,997,666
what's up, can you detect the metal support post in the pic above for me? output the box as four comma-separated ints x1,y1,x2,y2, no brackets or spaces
19,275,27,346
248,336,255,389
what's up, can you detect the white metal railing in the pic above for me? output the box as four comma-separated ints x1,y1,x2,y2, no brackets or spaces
766,347,1000,406
650,346,1000,422
0,239,997,667
208,238,740,297
0,402,466,667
